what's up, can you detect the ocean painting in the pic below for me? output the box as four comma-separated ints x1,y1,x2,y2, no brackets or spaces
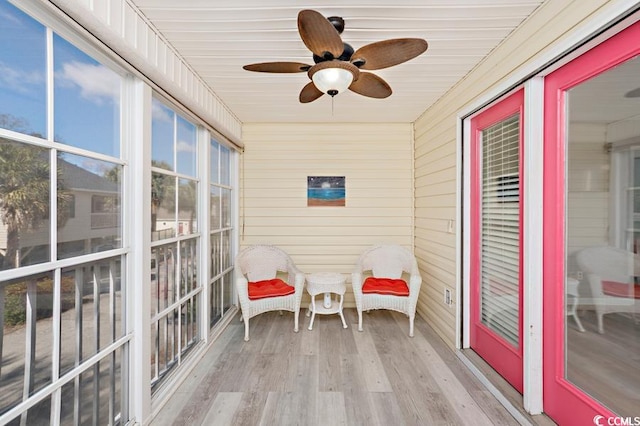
307,176,345,206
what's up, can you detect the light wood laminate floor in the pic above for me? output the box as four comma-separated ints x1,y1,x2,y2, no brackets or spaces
151,308,529,426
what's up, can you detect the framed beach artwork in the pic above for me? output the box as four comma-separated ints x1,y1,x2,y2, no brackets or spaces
307,176,345,206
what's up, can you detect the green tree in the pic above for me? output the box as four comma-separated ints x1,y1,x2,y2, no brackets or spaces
0,115,70,269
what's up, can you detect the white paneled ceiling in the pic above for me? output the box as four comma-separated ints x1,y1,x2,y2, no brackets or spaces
130,0,546,123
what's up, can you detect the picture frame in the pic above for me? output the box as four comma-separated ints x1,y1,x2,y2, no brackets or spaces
307,176,345,206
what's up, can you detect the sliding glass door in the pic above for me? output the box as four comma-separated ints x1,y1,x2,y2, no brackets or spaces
543,20,640,424
470,89,525,392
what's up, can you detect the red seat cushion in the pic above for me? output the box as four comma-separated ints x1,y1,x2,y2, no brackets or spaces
248,278,295,300
362,277,409,296
602,281,640,299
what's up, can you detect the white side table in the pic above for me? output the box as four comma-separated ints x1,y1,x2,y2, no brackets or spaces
567,277,585,332
306,272,348,330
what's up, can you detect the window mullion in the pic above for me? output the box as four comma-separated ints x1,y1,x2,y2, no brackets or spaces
50,268,62,426
199,129,211,342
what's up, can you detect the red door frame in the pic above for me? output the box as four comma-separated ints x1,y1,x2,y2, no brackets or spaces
470,88,525,393
543,20,640,425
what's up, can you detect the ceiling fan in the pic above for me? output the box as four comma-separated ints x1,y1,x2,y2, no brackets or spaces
242,9,428,103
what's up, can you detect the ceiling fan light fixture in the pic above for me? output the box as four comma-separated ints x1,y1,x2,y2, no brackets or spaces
308,61,359,97
313,68,352,96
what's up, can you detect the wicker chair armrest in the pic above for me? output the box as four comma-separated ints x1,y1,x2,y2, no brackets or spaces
406,274,423,316
292,271,306,292
351,272,364,294
235,275,249,300
286,263,305,286
408,274,422,295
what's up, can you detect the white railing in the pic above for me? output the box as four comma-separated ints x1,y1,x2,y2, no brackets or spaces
0,259,127,425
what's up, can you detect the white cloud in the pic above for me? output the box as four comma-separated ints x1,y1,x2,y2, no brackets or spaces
1,10,24,26
0,62,44,94
152,101,173,123
176,139,196,153
57,61,120,105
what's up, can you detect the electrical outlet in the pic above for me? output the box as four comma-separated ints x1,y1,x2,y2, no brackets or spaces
576,271,583,280
444,288,452,305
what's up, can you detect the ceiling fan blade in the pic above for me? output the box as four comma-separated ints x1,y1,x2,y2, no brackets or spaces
349,72,392,99
297,9,344,59
299,82,324,103
352,38,428,70
243,62,311,73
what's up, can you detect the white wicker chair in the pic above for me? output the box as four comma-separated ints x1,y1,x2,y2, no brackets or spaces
352,244,423,337
575,246,639,333
235,245,305,341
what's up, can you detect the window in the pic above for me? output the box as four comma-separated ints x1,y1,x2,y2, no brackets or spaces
1,1,239,422
0,2,128,424
150,96,200,390
209,139,234,328
58,153,122,255
0,2,46,137
0,140,51,268
480,113,521,346
564,53,640,417
53,34,120,156
92,195,118,213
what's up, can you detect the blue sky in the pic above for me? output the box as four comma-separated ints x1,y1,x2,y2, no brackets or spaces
53,34,120,158
0,0,119,162
0,0,46,136
1,0,200,177
151,98,197,177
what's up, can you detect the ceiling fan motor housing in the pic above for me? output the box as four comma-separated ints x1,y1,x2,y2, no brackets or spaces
313,42,354,63
327,16,345,33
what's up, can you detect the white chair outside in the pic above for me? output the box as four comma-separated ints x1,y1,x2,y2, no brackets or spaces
235,245,305,341
351,244,423,337
575,246,639,333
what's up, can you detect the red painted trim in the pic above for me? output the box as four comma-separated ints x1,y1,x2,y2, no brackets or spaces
543,20,640,425
469,89,525,392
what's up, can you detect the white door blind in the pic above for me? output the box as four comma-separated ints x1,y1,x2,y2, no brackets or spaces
480,113,520,347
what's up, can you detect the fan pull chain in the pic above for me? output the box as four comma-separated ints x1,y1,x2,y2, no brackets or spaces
331,96,334,116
